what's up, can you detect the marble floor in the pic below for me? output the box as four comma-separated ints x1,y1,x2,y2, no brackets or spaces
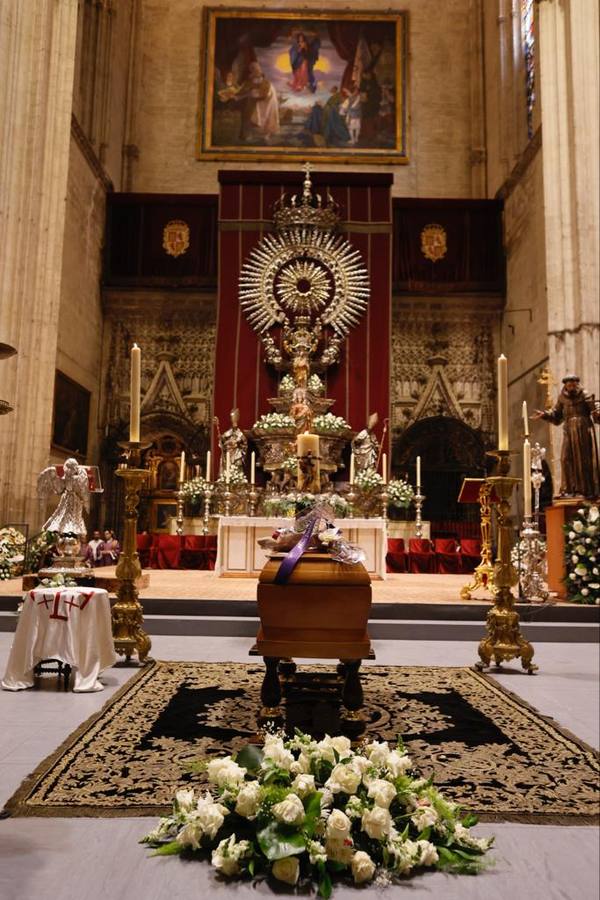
0,635,598,900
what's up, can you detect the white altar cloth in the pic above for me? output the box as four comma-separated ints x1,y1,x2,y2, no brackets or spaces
2,587,117,693
216,516,387,579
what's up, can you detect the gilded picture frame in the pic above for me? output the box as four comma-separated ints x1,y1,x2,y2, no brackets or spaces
197,8,408,164
51,371,91,457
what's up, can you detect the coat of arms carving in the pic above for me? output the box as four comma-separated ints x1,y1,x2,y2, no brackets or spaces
420,223,447,262
162,220,190,258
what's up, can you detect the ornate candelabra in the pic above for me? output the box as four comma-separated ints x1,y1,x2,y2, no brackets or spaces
414,490,425,539
347,484,357,519
176,482,185,536
223,481,232,517
475,450,537,674
380,483,389,521
519,442,549,603
112,441,151,664
202,481,213,536
248,485,259,517
460,481,495,601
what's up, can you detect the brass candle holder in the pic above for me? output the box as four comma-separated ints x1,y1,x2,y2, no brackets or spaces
460,481,495,601
475,450,537,674
112,441,151,664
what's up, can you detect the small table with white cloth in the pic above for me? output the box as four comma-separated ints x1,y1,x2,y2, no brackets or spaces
2,587,117,692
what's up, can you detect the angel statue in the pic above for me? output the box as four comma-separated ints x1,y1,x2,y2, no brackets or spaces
37,458,90,538
352,412,380,473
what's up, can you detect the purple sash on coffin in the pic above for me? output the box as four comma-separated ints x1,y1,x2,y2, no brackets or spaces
273,513,319,585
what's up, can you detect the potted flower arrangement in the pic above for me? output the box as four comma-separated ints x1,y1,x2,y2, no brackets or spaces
142,730,493,897
313,413,351,435
181,476,208,513
564,504,600,604
387,478,415,510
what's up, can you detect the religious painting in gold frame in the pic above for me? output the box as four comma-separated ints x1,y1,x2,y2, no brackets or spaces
197,8,408,165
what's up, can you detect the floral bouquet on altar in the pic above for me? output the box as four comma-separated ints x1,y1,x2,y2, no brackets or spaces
141,731,493,897
564,504,600,604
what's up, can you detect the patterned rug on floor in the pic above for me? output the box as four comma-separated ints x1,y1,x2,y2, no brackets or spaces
3,661,598,823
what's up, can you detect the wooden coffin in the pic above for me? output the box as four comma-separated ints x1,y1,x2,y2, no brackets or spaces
256,552,372,659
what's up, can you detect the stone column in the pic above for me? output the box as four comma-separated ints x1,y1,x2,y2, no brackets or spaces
0,0,79,526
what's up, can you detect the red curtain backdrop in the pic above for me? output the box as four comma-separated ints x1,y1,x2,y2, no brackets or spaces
213,170,392,477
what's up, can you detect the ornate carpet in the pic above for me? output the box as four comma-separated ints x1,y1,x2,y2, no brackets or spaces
3,661,599,823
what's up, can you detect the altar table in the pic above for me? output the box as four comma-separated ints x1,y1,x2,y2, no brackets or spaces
215,516,387,579
2,587,116,693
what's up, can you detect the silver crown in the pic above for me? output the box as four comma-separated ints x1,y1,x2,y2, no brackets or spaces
273,163,340,232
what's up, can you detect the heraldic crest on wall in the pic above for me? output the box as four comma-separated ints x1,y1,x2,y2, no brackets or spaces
162,219,190,258
239,163,370,370
420,223,447,262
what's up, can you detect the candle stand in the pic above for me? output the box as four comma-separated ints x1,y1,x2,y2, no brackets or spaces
460,482,495,601
248,486,259,517
414,490,425,539
176,482,185,536
380,483,389,521
223,483,232,517
202,482,213,536
112,441,151,664
519,516,549,603
475,451,537,674
346,485,357,519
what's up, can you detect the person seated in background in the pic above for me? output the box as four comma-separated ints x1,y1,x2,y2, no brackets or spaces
85,529,103,567
97,529,121,567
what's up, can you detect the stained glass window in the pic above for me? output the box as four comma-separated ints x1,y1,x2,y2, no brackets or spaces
521,0,536,138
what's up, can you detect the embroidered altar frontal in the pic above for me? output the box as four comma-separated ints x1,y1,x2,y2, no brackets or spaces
4,662,598,823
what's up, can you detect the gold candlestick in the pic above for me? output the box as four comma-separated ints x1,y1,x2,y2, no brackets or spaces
460,481,495,601
112,444,151,664
475,450,537,674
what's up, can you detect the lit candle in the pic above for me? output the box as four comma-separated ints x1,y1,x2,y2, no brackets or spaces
179,451,186,482
522,400,529,437
250,451,256,485
129,343,141,442
226,451,231,484
349,452,355,485
416,455,421,489
382,452,387,482
523,438,532,518
206,450,211,482
497,354,509,451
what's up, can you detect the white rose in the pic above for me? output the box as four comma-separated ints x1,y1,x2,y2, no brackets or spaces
572,554,579,563
211,835,250,877
325,836,354,865
176,821,202,850
416,839,439,866
235,781,262,820
365,741,390,767
575,565,588,576
348,754,371,775
589,506,599,522
411,805,439,831
325,808,352,840
361,806,392,840
263,736,294,771
328,735,352,756
569,530,576,539
291,773,316,799
581,588,589,596
326,763,362,795
315,739,336,764
272,793,305,826
576,544,587,554
207,756,247,787
290,752,311,775
195,795,229,840
271,857,300,885
386,749,412,777
351,850,376,883
573,521,584,532
174,788,196,812
589,583,600,589
367,778,397,809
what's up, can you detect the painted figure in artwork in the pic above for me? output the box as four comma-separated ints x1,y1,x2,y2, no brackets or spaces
237,62,280,141
352,412,380,473
37,458,90,537
289,31,320,93
533,375,600,497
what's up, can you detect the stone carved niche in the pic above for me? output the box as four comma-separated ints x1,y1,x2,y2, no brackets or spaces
391,309,497,446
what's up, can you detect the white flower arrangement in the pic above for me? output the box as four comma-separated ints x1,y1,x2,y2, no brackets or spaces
355,470,384,491
313,413,351,434
279,374,296,395
181,477,208,504
0,526,27,578
216,468,248,486
387,479,415,509
142,730,493,896
253,413,296,432
280,456,298,472
564,505,600,604
308,374,325,394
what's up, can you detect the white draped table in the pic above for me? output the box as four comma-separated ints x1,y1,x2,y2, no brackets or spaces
216,516,387,579
2,587,117,693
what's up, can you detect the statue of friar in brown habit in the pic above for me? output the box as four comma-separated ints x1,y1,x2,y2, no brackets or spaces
533,375,600,498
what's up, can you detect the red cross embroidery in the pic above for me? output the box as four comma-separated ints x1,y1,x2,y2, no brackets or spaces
34,590,95,621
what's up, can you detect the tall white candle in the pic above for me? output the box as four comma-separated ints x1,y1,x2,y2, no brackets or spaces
129,343,141,442
206,450,211,482
382,452,387,482
349,453,355,485
250,451,256,485
522,400,529,437
226,451,231,484
416,455,421,489
523,438,532,518
497,354,509,450
179,451,186,482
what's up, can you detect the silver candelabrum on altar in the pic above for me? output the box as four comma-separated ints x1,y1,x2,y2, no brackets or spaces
176,482,185,536
202,482,213,536
519,442,549,603
414,490,425,539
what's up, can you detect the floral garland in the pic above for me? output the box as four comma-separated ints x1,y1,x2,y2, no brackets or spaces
263,493,349,519
354,470,384,491
253,413,296,432
387,479,414,509
142,731,493,896
313,413,351,434
564,504,599,604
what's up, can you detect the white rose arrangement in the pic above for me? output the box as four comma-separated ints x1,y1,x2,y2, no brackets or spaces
313,413,351,434
181,476,208,505
354,469,384,491
253,412,296,432
387,478,415,509
564,505,600,604
142,730,493,896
